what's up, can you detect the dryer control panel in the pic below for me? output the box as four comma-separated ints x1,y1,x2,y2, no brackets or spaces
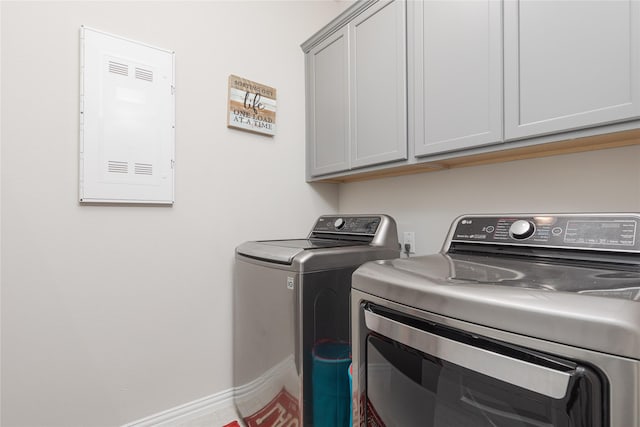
449,214,640,252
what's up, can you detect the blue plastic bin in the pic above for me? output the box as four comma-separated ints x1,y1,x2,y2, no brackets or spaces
348,363,353,427
312,341,351,427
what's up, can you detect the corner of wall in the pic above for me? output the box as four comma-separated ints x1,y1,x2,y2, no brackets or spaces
0,0,4,423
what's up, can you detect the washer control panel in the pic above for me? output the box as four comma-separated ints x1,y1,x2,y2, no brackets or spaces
451,214,640,251
312,216,381,235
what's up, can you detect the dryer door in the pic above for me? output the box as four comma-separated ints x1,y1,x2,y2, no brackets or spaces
362,305,606,427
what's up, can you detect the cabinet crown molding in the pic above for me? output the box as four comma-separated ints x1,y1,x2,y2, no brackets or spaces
301,0,378,53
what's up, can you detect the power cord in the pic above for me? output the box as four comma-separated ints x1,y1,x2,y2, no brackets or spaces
403,242,411,258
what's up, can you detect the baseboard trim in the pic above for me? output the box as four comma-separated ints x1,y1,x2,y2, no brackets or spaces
122,388,235,427
122,357,296,427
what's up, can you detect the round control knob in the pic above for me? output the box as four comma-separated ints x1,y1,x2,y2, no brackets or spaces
509,220,535,240
334,218,346,230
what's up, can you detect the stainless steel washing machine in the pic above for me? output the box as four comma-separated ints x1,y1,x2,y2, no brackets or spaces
352,213,640,427
234,214,399,427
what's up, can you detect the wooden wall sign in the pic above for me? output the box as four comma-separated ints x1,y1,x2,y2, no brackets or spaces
228,75,277,136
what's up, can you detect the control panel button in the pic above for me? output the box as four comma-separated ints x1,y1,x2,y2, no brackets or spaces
334,218,345,230
509,220,535,240
552,227,563,236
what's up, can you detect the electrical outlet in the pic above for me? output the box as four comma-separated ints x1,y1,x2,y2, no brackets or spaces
403,231,416,254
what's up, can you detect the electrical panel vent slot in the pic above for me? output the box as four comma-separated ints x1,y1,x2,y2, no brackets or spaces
134,163,153,175
135,68,153,82
108,61,128,76
108,160,128,174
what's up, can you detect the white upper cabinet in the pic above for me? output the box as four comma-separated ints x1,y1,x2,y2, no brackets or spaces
350,0,407,168
412,0,503,157
306,28,350,177
504,0,640,140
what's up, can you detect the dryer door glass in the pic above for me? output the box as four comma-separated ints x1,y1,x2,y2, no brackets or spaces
364,308,605,427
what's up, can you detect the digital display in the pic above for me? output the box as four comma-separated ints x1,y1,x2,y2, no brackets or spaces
564,221,636,246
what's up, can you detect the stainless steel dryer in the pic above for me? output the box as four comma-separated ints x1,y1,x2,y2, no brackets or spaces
234,214,399,427
352,213,640,427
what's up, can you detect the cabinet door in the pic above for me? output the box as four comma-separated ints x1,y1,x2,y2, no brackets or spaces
307,28,350,177
504,0,640,140
412,0,503,157
350,0,407,168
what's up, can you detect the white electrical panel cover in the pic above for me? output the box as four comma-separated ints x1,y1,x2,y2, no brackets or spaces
80,27,175,204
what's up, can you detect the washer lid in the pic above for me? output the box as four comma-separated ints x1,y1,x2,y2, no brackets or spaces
237,239,364,265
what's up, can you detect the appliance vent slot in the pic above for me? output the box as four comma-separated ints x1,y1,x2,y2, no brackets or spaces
108,61,129,76
135,68,153,82
134,163,153,175
108,160,129,174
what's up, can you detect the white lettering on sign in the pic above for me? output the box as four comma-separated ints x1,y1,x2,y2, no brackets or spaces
256,403,299,426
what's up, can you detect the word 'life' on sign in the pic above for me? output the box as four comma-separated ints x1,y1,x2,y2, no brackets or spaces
228,74,277,136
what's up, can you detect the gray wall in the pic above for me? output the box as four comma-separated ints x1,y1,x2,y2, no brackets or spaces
0,2,345,426
340,146,640,254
